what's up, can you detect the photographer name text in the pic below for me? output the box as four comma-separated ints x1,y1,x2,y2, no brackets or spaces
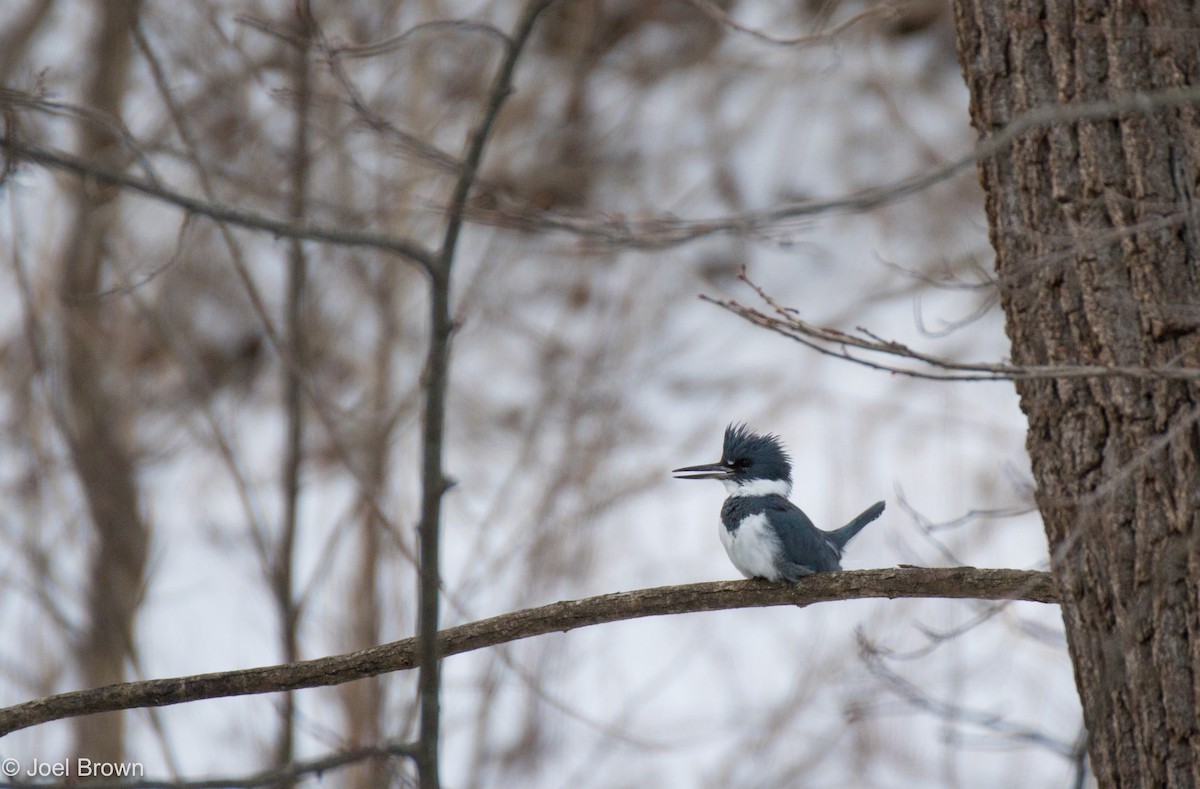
1,757,145,779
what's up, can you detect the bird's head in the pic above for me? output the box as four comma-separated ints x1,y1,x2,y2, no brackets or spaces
673,423,793,497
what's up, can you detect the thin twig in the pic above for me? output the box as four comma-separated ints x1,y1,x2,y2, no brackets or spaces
683,0,891,47
856,632,1080,760
705,273,1200,382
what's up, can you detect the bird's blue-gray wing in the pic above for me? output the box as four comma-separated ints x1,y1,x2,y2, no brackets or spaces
762,497,842,574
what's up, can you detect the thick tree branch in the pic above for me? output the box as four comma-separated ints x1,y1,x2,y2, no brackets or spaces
0,568,1056,738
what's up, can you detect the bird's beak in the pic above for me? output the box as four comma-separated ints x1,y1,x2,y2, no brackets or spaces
672,461,732,480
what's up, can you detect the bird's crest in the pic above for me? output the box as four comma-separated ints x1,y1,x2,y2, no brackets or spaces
723,423,791,483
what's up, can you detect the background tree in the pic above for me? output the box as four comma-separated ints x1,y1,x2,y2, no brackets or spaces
52,0,146,767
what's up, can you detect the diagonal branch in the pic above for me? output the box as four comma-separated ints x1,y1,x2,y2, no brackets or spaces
0,134,437,272
0,567,1056,738
708,275,1200,382
468,85,1200,248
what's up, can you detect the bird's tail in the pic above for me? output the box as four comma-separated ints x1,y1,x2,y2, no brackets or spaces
826,501,885,554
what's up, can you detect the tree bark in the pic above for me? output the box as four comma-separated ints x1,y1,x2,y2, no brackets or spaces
59,0,146,766
953,1,1200,785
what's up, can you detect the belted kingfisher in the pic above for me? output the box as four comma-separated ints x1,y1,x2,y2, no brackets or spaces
673,424,884,581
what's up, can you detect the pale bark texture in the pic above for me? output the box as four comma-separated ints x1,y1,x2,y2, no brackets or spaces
58,0,146,765
953,1,1200,785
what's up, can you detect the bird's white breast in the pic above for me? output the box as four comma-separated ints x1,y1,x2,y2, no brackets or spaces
720,512,783,581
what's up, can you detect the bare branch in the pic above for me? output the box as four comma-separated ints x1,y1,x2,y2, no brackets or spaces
271,5,313,779
57,1,147,764
681,0,890,48
857,632,1082,760
0,134,437,272
8,86,1200,260
411,3,560,785
322,19,511,58
708,274,1200,382
468,85,1200,248
318,36,469,179
0,568,1056,738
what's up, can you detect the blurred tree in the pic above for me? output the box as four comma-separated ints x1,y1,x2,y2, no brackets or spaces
56,0,146,767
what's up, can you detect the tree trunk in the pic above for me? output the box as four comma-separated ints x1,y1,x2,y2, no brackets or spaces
60,0,146,766
953,1,1200,785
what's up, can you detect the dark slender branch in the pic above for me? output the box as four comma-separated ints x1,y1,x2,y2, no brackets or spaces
0,568,1057,738
273,5,312,782
413,4,557,787
414,240,450,789
0,741,416,789
0,135,436,272
436,0,556,270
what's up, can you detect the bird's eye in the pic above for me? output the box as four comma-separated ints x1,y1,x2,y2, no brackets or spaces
731,458,750,470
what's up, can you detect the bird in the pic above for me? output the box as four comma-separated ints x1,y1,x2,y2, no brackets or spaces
673,423,884,581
